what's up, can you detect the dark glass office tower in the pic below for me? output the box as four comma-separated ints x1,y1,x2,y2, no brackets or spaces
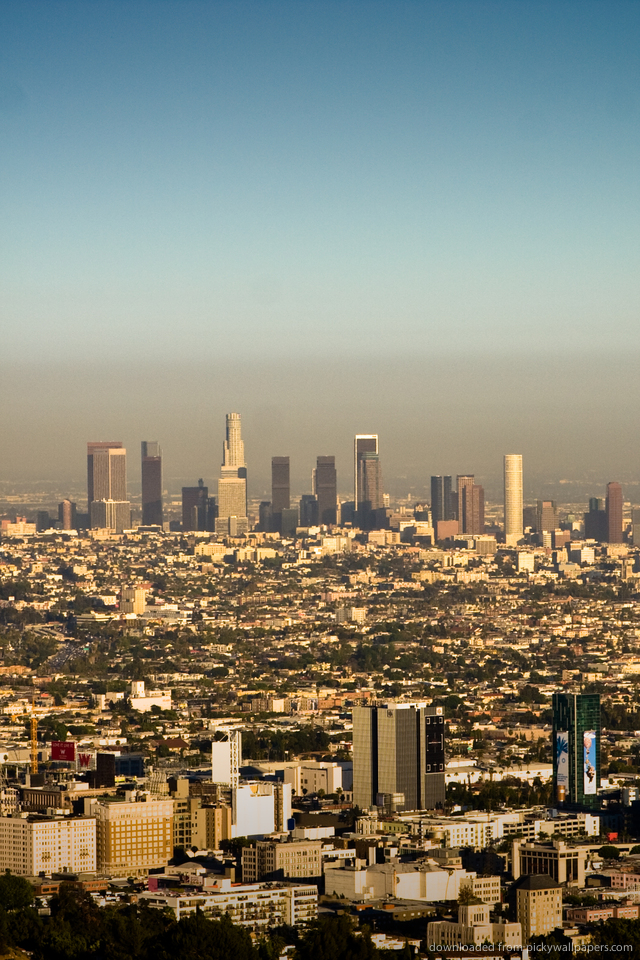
182,480,208,532
354,435,379,508
432,476,454,523
358,453,384,529
431,476,444,523
353,702,445,812
141,441,163,526
316,456,337,526
552,693,601,810
300,495,318,527
271,456,290,532
584,498,607,541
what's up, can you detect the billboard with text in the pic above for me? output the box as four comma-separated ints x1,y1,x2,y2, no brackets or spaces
51,741,76,762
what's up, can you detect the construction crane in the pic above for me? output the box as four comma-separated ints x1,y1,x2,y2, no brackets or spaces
30,698,38,775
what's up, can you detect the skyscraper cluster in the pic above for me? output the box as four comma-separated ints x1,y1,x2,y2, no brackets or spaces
80,416,627,549
429,474,485,539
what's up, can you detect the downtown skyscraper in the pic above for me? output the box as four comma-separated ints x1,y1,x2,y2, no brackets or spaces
315,456,337,526
141,441,163,527
271,456,290,533
606,482,623,544
87,442,130,532
504,454,523,546
354,435,383,529
430,476,453,524
216,413,248,536
354,435,378,508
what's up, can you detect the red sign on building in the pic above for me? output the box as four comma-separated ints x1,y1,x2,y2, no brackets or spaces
51,741,76,762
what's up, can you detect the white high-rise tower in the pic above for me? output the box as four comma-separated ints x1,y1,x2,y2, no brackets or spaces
504,454,523,546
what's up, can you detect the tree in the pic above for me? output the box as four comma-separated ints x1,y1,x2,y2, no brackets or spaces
0,872,34,910
589,918,640,953
597,844,621,860
156,911,257,960
295,915,379,960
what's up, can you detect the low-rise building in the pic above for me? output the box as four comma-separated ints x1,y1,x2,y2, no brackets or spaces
427,901,521,950
139,878,317,932
242,838,323,881
324,859,499,904
512,839,588,887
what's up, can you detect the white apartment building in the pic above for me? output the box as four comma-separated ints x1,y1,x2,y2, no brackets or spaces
86,793,174,876
0,813,96,876
284,761,343,796
129,681,171,713
324,860,494,903
139,878,317,932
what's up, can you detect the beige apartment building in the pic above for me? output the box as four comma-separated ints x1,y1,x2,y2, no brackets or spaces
0,813,96,876
515,874,562,941
242,839,323,882
87,794,173,876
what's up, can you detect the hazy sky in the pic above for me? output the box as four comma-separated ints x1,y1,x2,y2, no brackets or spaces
1,1,639,496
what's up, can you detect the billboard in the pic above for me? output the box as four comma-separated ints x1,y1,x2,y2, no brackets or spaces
584,730,597,795
51,741,76,762
556,732,569,787
77,750,95,770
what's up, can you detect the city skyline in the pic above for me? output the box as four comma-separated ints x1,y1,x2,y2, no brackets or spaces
2,1,640,497
1,3,640,952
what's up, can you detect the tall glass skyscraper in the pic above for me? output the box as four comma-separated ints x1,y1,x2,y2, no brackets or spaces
315,456,337,526
141,441,163,526
354,435,378,507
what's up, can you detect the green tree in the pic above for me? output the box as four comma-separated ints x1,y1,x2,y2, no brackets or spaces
589,918,640,953
295,915,379,960
156,911,257,960
597,844,621,859
0,871,34,910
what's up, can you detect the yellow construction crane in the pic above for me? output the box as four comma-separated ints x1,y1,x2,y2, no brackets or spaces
30,714,38,775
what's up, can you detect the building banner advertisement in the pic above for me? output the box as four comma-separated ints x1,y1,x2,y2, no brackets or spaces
77,750,95,770
556,732,569,787
51,740,76,762
584,730,597,795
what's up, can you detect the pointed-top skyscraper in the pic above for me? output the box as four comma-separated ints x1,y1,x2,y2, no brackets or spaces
216,413,248,535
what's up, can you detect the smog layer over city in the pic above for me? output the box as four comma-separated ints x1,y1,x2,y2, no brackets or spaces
1,2,640,959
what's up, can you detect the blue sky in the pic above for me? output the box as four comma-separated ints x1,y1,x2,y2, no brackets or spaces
2,0,639,362
2,1,640,491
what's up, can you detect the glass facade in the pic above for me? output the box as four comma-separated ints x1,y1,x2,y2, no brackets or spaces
552,693,601,811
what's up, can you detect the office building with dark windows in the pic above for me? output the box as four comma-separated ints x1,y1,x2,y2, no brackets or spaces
353,702,445,812
141,441,163,526
315,456,337,526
